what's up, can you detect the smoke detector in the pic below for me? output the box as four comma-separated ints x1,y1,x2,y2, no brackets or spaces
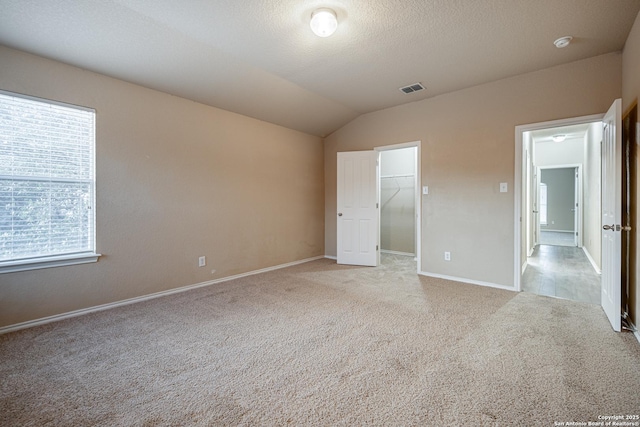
553,36,573,48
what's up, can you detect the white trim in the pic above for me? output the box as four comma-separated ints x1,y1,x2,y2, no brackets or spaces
521,261,528,275
635,329,640,345
0,253,101,274
419,271,516,292
380,249,415,257
325,255,337,260
514,113,604,292
539,229,575,233
0,255,324,335
582,246,602,275
375,141,420,151
537,164,583,170
0,88,95,113
375,140,422,274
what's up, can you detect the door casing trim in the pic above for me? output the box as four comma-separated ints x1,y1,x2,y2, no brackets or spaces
514,114,603,291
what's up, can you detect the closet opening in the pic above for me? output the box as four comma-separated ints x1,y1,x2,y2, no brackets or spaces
377,143,420,272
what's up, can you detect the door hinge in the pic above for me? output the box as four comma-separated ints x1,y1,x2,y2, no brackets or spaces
376,245,379,251
376,203,379,208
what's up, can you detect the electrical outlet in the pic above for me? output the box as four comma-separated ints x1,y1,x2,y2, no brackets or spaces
444,251,451,261
198,256,206,267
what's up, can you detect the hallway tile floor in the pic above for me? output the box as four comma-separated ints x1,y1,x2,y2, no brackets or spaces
539,231,575,247
522,244,601,305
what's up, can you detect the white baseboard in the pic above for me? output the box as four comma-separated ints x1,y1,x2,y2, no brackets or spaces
419,271,516,292
635,330,640,345
540,229,573,233
380,249,415,257
324,255,337,260
582,247,602,275
0,255,325,335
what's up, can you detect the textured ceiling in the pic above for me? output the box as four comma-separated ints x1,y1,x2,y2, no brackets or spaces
0,0,639,137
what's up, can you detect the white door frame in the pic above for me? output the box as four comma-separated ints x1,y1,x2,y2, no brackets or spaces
537,164,583,247
514,114,603,291
534,166,541,249
375,140,422,274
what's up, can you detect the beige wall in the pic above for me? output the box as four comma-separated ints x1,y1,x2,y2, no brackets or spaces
623,11,640,326
0,46,324,328
325,53,622,287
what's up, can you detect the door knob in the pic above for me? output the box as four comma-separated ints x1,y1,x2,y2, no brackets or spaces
338,213,343,216
603,224,614,230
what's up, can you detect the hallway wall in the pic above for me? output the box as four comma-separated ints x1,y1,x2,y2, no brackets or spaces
536,137,584,167
583,122,602,270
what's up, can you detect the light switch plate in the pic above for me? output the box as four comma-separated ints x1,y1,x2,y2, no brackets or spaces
500,182,508,193
422,186,429,195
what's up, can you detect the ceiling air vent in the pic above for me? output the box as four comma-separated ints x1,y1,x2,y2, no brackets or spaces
399,82,425,94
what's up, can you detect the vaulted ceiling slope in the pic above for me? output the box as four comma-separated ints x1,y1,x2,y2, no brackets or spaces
1,0,639,137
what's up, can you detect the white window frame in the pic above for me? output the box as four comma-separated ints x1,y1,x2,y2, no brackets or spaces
0,90,100,274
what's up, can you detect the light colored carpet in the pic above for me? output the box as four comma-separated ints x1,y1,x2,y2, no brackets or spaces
1,255,639,426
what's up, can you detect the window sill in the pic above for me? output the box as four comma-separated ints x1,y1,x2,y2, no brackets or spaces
0,253,101,274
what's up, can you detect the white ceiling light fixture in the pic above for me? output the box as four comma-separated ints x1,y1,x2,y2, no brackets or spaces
310,8,338,37
553,36,573,48
552,134,567,142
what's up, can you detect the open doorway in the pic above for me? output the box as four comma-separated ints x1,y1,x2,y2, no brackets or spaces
538,166,581,247
516,117,603,305
376,141,421,273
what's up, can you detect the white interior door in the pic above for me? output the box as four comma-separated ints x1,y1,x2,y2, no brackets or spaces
601,99,622,332
573,167,579,247
337,151,379,266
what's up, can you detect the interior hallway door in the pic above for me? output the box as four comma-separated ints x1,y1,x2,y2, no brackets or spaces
337,151,379,266
601,99,622,332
